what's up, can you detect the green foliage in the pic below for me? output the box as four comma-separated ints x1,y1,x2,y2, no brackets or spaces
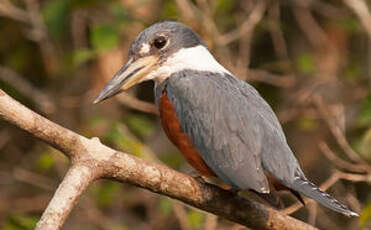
161,0,178,19
215,0,234,14
336,17,361,33
6,46,29,73
297,117,318,131
344,63,362,81
110,3,131,23
91,24,119,53
159,152,183,169
214,0,235,29
359,94,371,127
87,118,150,157
3,214,38,230
71,0,98,8
126,114,155,139
360,202,371,228
187,210,204,229
93,181,121,207
359,128,371,162
37,152,55,171
159,197,173,216
296,53,316,74
73,48,95,66
103,122,143,156
42,0,71,37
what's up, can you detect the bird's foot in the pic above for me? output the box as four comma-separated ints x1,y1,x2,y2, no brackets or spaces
192,174,208,184
228,187,240,195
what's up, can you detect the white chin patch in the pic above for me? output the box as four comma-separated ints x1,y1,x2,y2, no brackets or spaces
142,45,231,83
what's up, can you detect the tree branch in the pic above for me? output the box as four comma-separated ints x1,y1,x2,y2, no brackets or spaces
0,89,317,230
36,164,95,230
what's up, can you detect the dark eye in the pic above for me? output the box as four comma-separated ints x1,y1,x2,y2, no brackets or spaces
153,36,167,49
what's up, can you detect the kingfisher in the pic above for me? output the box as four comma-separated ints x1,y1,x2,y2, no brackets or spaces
94,21,358,217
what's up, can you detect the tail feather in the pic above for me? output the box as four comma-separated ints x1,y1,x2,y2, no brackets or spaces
292,176,359,217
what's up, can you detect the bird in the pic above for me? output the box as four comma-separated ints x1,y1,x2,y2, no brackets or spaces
94,21,359,217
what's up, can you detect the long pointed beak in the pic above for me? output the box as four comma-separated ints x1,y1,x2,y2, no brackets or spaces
93,55,158,104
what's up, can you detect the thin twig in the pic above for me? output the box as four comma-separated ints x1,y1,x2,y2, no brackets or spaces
318,141,370,173
292,4,330,51
0,66,55,114
216,1,267,46
336,171,371,182
173,202,192,230
307,202,318,226
343,0,371,38
0,0,29,23
344,0,371,85
204,214,218,230
13,167,55,191
267,2,289,60
175,0,197,23
116,92,158,115
312,95,365,163
24,0,59,75
0,194,50,215
247,69,296,88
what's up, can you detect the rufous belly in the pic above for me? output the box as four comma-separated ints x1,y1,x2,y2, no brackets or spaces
158,91,216,177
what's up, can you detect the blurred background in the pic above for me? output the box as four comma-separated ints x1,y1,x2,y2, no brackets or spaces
0,0,370,229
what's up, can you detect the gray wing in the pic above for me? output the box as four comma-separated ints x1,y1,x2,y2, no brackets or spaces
158,72,359,217
236,76,303,186
163,70,303,192
163,71,262,192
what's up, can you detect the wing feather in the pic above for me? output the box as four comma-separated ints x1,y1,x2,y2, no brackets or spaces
164,71,273,192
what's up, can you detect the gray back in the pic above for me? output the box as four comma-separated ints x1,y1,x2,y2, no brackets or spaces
155,70,303,192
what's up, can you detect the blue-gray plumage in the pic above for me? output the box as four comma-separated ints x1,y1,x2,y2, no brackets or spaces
155,70,295,192
155,70,355,216
94,20,359,217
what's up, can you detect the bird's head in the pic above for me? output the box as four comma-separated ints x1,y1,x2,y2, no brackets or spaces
94,21,227,104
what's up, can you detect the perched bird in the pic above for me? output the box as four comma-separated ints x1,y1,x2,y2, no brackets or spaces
94,21,358,217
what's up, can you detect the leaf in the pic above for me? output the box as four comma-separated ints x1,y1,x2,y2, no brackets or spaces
359,128,371,163
110,3,131,23
336,17,361,33
159,197,173,216
103,123,143,156
297,53,315,74
187,210,204,229
359,94,371,126
95,181,120,207
42,0,71,37
91,24,119,53
360,202,371,228
160,153,183,168
216,0,234,14
126,114,155,139
160,0,178,19
73,48,95,66
37,152,54,171
297,117,318,131
344,64,361,81
3,214,38,230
